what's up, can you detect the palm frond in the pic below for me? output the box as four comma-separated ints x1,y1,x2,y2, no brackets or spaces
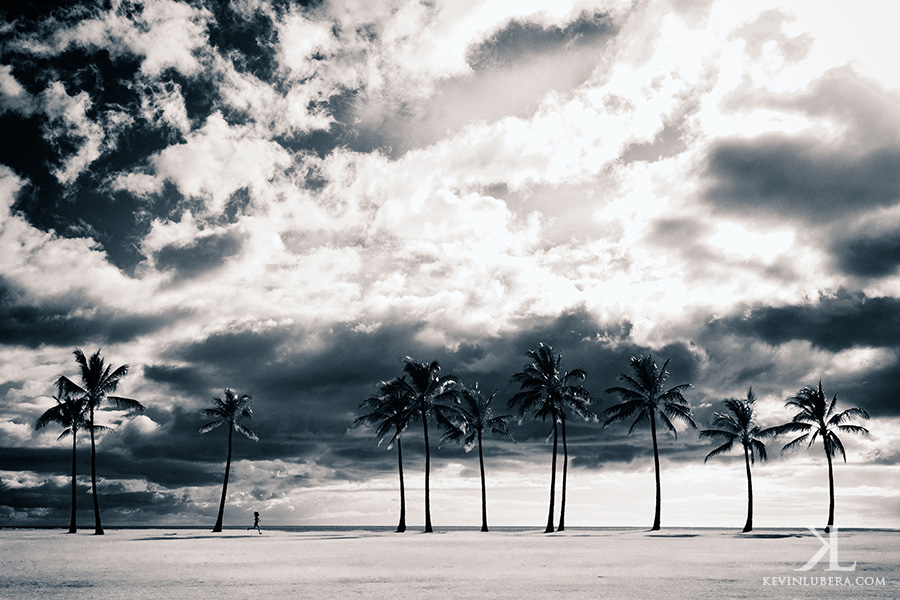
602,399,644,428
827,432,847,462
199,420,225,434
704,440,734,463
658,411,679,438
699,428,738,442
627,409,651,435
836,424,869,436
235,423,258,441
109,396,145,414
828,407,870,426
750,439,768,463
781,433,810,455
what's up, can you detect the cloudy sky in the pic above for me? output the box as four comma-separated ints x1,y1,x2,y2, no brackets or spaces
1,0,898,530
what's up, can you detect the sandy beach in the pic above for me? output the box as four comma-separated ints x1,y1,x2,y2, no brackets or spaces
1,527,897,599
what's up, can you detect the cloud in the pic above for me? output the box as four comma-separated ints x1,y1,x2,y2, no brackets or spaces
0,65,38,116
149,112,291,215
704,135,900,221
829,210,900,278
22,0,212,77
712,290,900,353
152,228,243,280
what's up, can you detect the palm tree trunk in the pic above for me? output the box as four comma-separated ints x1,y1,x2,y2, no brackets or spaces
69,430,77,534
396,437,406,533
558,416,568,532
213,425,233,532
649,410,661,531
423,415,433,533
89,405,103,535
742,444,753,533
545,419,558,533
478,430,488,532
825,448,835,533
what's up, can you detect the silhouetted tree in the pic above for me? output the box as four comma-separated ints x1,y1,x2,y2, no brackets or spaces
443,383,512,532
384,358,459,533
509,343,590,533
35,381,90,533
57,349,144,535
557,379,594,531
775,381,869,533
355,381,414,532
700,388,776,532
604,355,695,531
200,389,258,533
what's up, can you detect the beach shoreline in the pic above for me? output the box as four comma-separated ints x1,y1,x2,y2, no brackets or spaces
1,527,897,599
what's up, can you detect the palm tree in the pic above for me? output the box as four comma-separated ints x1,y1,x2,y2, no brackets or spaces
776,381,869,533
442,383,511,532
200,389,258,533
57,349,144,535
355,382,414,533
604,355,695,531
509,343,590,533
557,379,594,532
35,382,90,533
699,388,775,532
384,358,459,533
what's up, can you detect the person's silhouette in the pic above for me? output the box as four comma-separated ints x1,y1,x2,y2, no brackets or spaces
248,511,261,534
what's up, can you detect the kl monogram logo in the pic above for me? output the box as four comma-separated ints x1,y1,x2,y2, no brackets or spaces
795,527,857,572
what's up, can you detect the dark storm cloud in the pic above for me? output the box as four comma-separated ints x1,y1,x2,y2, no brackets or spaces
704,135,900,220
0,447,76,476
711,290,900,352
831,229,900,278
125,311,703,491
9,310,715,522
154,229,243,279
0,278,186,348
467,11,615,71
831,360,900,417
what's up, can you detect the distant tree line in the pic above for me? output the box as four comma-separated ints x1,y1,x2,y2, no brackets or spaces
34,344,870,535
354,344,870,535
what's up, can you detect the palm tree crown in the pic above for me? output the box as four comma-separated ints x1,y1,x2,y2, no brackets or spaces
36,385,89,443
604,355,695,530
443,383,511,450
776,381,869,532
603,355,695,436
700,388,770,464
200,389,258,441
779,381,869,460
201,389,258,533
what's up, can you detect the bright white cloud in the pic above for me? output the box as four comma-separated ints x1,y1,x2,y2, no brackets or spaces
150,112,292,215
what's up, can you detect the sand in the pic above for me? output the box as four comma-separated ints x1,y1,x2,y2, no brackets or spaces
1,527,897,599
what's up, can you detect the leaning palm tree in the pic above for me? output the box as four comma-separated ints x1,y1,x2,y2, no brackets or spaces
384,358,460,533
355,382,414,532
57,349,144,535
35,382,90,533
699,388,775,532
604,355,695,531
509,343,590,533
776,381,869,533
200,389,258,533
442,383,512,532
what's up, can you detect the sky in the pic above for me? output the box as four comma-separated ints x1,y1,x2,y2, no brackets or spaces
1,0,899,530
